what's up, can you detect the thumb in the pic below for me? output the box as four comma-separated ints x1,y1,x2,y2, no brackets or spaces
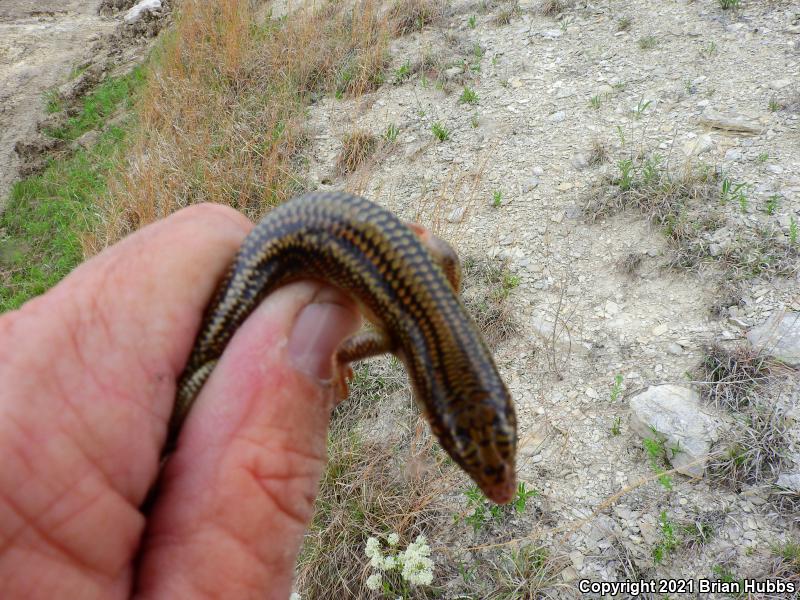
135,281,360,599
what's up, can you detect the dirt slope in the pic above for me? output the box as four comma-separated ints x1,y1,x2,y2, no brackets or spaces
0,1,116,208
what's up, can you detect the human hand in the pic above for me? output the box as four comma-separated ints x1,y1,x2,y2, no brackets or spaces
0,204,361,599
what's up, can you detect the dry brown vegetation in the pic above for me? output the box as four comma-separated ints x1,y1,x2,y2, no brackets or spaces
87,0,397,251
337,129,379,174
694,344,796,490
539,0,567,17
386,0,446,35
296,357,457,597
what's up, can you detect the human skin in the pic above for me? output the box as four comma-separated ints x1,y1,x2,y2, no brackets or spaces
0,203,361,599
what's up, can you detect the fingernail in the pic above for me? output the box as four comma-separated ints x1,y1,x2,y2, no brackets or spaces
288,303,358,381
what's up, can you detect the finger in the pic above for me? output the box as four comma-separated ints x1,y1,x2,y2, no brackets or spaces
135,281,360,599
0,204,252,597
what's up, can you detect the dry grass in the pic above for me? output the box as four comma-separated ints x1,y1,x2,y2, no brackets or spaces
87,0,393,251
586,151,800,280
616,252,643,277
539,0,567,16
584,155,718,229
493,1,521,25
768,542,800,585
488,544,570,599
708,395,793,488
337,130,379,174
588,138,609,165
694,344,796,491
696,344,774,411
460,254,520,348
386,0,446,35
296,374,457,597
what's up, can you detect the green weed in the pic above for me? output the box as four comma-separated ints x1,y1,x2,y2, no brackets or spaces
610,374,624,402
394,61,412,83
44,89,63,114
512,482,538,514
459,86,478,105
638,35,657,50
384,123,400,142
45,67,145,141
0,127,128,311
431,122,449,141
634,97,652,118
700,41,717,57
764,193,779,215
720,178,747,206
652,511,679,564
643,434,673,490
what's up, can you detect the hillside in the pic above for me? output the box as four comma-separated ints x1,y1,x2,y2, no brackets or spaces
1,0,798,597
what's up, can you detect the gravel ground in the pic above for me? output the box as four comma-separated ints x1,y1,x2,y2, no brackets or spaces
302,0,800,592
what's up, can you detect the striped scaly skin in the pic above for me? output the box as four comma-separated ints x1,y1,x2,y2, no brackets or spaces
170,192,517,503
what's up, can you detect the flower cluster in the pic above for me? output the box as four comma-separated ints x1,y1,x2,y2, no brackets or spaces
363,532,435,594
400,535,434,586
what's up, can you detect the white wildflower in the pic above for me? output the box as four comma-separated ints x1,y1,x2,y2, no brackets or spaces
381,555,397,570
387,532,400,546
365,536,380,559
366,573,382,591
400,535,434,586
365,536,385,569
289,594,301,600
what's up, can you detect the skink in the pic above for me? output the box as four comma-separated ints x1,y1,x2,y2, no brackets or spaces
168,192,517,503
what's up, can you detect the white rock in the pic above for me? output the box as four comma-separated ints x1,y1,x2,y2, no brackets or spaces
770,79,792,90
605,300,620,315
699,110,761,135
724,148,742,162
629,385,727,477
571,153,589,170
682,134,714,156
569,551,585,570
652,323,668,336
522,177,540,193
776,473,800,492
747,311,800,367
446,206,466,223
560,566,578,582
124,0,162,23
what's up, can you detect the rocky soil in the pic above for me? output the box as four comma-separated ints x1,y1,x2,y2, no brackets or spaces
0,0,169,209
301,0,800,592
